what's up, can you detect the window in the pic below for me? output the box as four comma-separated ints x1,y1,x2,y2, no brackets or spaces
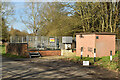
96,36,99,39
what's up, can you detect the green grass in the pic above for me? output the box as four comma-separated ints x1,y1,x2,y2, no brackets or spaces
2,53,26,58
0,45,6,55
0,45,26,58
94,51,119,71
65,51,120,71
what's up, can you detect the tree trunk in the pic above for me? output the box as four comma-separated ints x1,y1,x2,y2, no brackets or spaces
105,14,109,32
109,3,113,32
102,17,105,32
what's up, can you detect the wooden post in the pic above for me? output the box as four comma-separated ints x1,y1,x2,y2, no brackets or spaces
94,48,96,62
110,51,112,62
81,47,83,59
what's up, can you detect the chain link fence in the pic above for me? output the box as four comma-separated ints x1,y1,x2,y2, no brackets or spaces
116,39,120,51
10,36,65,50
9,36,120,51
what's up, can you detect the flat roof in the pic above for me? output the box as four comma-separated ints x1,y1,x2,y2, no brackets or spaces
76,32,116,35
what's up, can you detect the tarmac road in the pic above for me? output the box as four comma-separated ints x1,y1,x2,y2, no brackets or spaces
1,56,119,80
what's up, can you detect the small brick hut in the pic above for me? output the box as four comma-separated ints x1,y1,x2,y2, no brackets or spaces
76,32,116,57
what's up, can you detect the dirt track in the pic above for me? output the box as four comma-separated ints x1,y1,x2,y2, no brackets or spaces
2,56,119,80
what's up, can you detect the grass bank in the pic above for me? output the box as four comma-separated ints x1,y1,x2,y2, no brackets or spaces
0,45,26,58
64,51,119,72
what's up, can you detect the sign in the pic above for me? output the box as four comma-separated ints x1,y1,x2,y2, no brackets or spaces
49,38,55,43
88,47,92,52
65,44,71,49
83,61,89,66
62,36,72,43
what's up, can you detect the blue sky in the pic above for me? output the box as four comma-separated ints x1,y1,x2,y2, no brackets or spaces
9,1,73,34
6,0,119,34
10,2,30,33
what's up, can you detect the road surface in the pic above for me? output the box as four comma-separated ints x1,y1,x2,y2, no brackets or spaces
2,56,118,80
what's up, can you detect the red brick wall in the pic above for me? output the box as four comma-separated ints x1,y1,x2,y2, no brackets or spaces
6,43,29,57
6,43,61,57
29,50,61,56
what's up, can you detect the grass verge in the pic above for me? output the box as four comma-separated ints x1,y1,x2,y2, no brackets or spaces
64,51,120,71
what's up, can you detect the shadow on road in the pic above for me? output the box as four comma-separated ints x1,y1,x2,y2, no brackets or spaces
2,56,119,80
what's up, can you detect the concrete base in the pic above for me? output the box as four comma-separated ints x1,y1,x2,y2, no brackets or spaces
0,41,2,45
61,49,75,57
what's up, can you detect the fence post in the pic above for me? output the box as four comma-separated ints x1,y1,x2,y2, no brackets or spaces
18,37,19,43
81,47,83,59
26,36,29,43
110,51,112,62
116,39,120,51
22,36,23,43
10,36,12,43
94,48,96,62
35,36,38,48
55,37,56,49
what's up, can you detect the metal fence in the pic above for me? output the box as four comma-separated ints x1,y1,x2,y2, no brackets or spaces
116,39,120,51
10,36,120,51
10,36,65,50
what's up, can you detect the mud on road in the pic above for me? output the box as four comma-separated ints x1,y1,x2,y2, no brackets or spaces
2,56,119,80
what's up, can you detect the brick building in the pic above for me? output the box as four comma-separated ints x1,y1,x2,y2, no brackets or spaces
76,32,116,57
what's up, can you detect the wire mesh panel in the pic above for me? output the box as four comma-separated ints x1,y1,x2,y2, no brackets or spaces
62,36,72,43
10,36,27,43
116,39,120,51
10,36,119,51
9,36,66,50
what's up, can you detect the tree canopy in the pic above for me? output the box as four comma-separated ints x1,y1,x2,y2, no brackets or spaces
1,2,120,41
35,2,119,38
